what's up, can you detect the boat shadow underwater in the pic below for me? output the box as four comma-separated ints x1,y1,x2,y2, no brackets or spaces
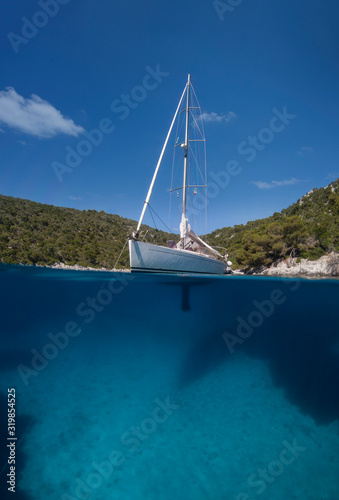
176,278,339,426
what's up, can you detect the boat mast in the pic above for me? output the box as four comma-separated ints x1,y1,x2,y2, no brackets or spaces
182,74,191,219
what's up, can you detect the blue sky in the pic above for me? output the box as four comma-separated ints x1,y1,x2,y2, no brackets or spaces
0,0,339,234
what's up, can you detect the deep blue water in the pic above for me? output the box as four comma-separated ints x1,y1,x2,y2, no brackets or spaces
0,264,339,499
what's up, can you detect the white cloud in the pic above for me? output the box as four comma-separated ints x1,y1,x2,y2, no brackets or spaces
68,196,83,201
298,146,314,155
251,177,302,189
0,87,85,139
201,111,236,123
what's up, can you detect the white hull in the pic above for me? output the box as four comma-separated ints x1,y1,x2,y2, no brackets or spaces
129,240,227,275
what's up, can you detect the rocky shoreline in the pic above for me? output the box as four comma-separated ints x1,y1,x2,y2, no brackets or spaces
45,262,130,272
251,251,339,278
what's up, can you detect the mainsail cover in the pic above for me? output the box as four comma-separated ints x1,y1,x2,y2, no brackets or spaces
179,215,222,259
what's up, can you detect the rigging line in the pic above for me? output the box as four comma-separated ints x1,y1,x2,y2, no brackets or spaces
169,104,182,228
187,191,199,236
113,238,129,270
190,86,204,137
205,155,208,237
137,81,188,233
190,110,203,138
148,204,173,234
168,184,172,231
190,90,208,236
189,113,205,184
191,106,207,236
188,143,205,184
148,204,157,230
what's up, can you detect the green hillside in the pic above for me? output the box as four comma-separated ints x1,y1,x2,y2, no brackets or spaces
0,195,174,269
1,178,338,270
205,179,339,270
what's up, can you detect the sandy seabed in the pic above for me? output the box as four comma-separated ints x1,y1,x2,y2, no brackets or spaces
2,350,338,500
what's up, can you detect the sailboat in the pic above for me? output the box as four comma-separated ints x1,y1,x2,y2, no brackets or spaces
129,74,232,275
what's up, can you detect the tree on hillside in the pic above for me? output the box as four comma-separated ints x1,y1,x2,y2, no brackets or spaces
237,231,272,268
266,221,287,259
282,216,308,256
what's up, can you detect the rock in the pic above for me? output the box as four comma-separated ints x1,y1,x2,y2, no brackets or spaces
39,262,130,272
256,252,339,277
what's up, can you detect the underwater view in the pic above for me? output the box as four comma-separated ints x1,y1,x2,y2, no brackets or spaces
0,264,339,499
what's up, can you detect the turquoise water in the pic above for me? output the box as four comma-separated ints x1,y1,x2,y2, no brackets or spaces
0,264,339,499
